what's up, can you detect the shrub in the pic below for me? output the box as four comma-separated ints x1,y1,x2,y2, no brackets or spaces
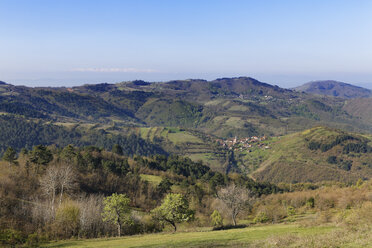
138,214,163,233
346,201,372,226
0,229,25,247
53,201,80,238
327,156,337,164
306,197,315,208
287,206,296,216
254,212,269,223
317,210,333,223
26,233,40,248
210,210,223,227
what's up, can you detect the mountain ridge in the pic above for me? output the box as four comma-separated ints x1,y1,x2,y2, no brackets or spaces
0,76,372,137
294,80,372,98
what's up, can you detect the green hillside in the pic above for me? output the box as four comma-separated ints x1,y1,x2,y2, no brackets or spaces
135,99,204,127
250,127,372,183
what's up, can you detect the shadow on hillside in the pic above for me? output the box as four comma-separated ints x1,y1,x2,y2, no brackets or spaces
212,224,247,231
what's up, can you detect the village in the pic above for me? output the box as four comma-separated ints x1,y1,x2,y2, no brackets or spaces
215,135,270,152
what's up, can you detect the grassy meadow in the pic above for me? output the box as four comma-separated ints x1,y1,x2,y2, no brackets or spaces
42,224,337,248
139,174,163,186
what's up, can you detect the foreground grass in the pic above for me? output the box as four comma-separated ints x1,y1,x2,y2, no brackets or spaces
42,224,334,248
251,226,372,248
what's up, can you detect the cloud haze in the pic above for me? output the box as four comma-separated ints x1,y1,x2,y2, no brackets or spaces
71,68,157,73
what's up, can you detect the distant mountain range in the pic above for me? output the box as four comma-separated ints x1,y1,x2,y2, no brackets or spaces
1,76,372,137
294,80,372,99
1,76,372,183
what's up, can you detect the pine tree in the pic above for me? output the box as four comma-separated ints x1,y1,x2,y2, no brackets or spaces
2,147,16,165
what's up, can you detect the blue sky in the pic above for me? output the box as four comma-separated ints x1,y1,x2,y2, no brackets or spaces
1,0,372,88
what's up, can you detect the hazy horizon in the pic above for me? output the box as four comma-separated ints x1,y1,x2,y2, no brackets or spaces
2,73,372,90
1,0,372,88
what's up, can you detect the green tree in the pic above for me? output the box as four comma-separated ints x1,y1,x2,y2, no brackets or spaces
102,193,132,237
210,210,223,227
2,147,16,165
156,178,173,196
30,145,53,166
152,193,194,231
60,144,76,164
20,148,28,155
112,144,123,156
306,197,315,208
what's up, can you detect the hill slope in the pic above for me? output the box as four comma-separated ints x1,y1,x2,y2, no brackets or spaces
294,80,372,98
343,98,372,123
250,127,372,183
0,115,166,156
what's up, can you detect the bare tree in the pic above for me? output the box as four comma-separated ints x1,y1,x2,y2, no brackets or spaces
217,184,254,226
78,194,106,238
40,166,59,213
31,198,55,226
58,164,75,206
40,163,76,212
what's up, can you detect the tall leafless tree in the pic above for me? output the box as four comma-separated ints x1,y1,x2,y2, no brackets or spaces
39,163,76,213
217,184,254,226
58,164,75,207
40,165,59,213
78,194,106,238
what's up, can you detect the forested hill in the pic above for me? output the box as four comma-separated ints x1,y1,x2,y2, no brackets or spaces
1,77,372,138
294,80,372,99
0,115,166,156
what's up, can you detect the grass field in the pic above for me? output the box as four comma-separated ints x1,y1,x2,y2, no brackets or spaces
42,224,335,248
139,174,163,186
167,132,203,144
139,127,203,145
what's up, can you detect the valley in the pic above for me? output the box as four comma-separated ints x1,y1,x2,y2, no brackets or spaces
3,2,372,246
2,77,372,247
1,77,372,182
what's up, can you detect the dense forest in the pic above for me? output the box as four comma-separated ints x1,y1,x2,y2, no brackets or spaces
0,115,165,156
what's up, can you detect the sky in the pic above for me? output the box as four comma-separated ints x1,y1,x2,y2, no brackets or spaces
1,0,372,88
